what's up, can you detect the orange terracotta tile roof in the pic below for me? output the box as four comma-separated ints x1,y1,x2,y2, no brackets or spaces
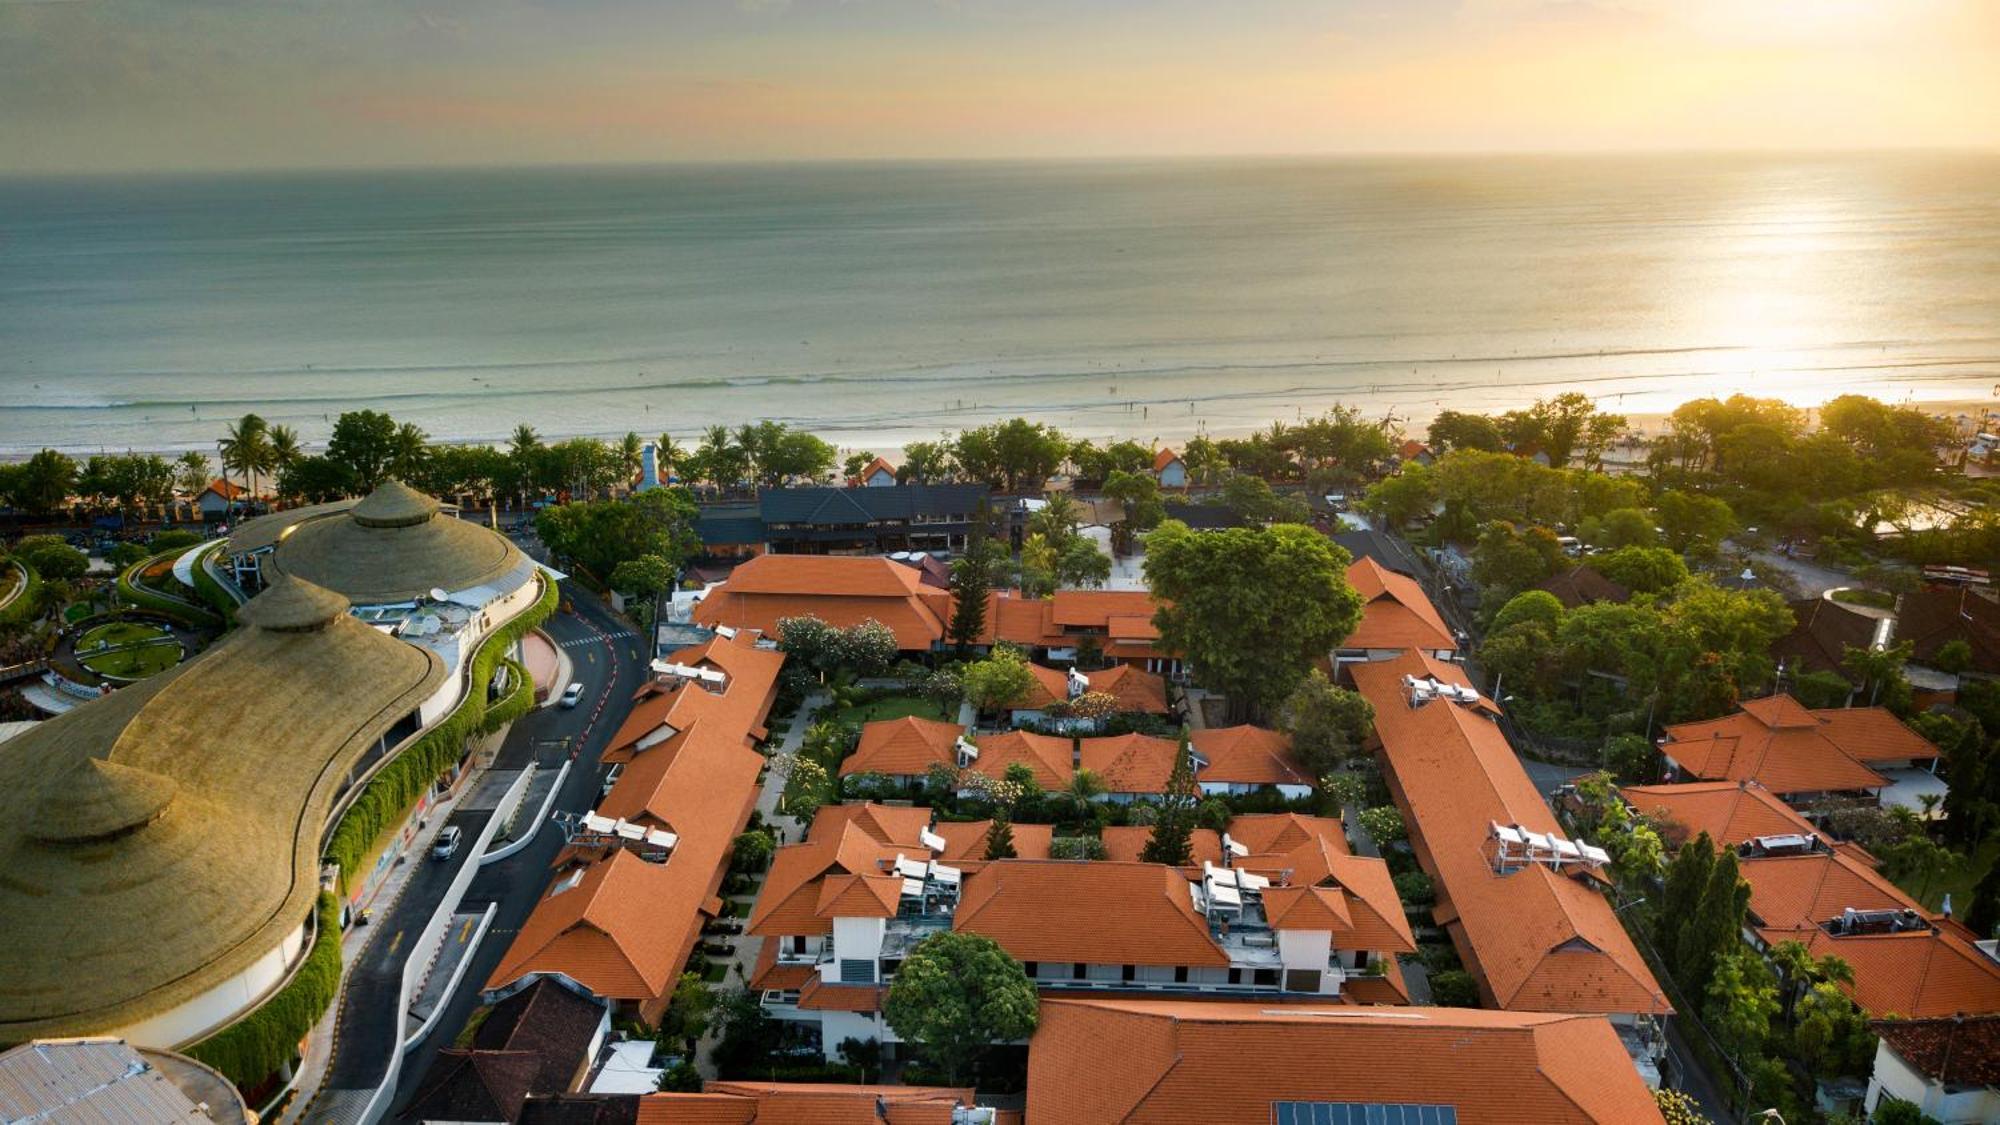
1741,849,1919,932
1352,652,1669,1016
1077,733,1183,794
955,861,1230,968
606,634,784,762
1083,663,1171,714
1100,826,1223,866
747,818,913,939
693,555,946,650
985,594,1058,648
1223,813,1357,889
1012,662,1072,710
1051,590,1160,630
812,802,935,847
1152,448,1181,473
1661,695,1936,795
930,819,1052,862
1341,557,1457,653
965,730,1074,790
795,978,888,1013
1025,999,1667,1125
638,1082,972,1125
488,642,775,1006
1190,725,1309,786
746,939,815,993
204,477,247,500
814,873,904,919
848,455,897,486
839,715,964,777
1620,780,1824,848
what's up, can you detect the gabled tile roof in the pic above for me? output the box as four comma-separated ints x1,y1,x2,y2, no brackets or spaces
637,1081,973,1125
954,861,1229,967
1011,662,1073,710
1620,780,1824,848
1050,590,1160,630
402,1049,542,1124
1152,448,1181,473
814,874,903,919
1341,557,1457,653
1537,565,1631,610
1870,1014,2000,1086
488,637,775,1010
1772,596,1878,679
839,715,964,777
850,455,898,486
1662,695,1936,795
606,634,784,762
1899,587,2000,674
1100,826,1223,866
471,978,606,1094
1737,848,2000,1017
1077,733,1183,794
1025,999,1667,1125
1190,725,1309,787
929,819,1053,862
1353,652,1668,1016
692,555,947,650
1083,664,1171,714
747,816,913,938
965,730,1074,790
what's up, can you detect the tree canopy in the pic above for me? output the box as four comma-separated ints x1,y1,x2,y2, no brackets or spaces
1144,521,1361,719
882,931,1038,1085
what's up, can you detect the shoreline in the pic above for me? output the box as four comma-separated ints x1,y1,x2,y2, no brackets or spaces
5,391,1995,465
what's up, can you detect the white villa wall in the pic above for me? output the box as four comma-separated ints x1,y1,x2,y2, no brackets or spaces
1865,1040,2000,1124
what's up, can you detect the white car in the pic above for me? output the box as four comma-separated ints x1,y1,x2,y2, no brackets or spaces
431,826,462,861
560,682,586,709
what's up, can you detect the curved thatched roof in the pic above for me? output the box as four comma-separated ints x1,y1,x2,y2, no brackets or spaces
223,499,359,555
235,574,351,632
0,577,448,1042
257,481,526,606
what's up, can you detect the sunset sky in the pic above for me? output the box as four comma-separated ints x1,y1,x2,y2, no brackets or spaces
2,0,1995,173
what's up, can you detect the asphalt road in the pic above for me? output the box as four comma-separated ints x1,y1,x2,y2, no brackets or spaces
390,584,649,1116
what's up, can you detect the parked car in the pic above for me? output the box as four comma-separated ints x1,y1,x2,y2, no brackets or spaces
560,682,585,709
431,826,462,861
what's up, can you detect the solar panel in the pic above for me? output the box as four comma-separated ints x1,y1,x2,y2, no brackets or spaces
1271,1102,1457,1125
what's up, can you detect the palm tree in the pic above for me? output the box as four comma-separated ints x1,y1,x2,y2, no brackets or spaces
618,431,645,492
390,422,429,479
509,424,543,509
268,425,302,471
734,423,763,491
217,413,271,510
655,432,685,482
698,425,736,491
174,451,210,498
1064,767,1106,823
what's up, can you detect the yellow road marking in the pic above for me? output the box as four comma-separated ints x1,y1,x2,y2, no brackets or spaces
458,918,474,944
387,929,404,956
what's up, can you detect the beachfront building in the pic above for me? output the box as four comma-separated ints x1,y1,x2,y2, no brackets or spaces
194,478,248,522
1659,694,1943,814
1333,556,1458,665
484,631,783,1025
1350,651,1670,1077
1025,999,1667,1125
1151,448,1187,489
850,455,899,488
758,482,989,555
747,803,1413,1060
0,577,448,1052
693,554,952,653
220,481,551,721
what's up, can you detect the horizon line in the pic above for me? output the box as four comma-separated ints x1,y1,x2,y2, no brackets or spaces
4,142,1997,181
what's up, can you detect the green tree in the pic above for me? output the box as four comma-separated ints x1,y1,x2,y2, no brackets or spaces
1702,946,1779,1062
1359,805,1406,845
1793,980,1875,1076
1056,536,1112,589
1675,846,1748,1000
535,487,700,583
1361,462,1438,529
609,554,678,601
1427,410,1505,453
1595,545,1690,594
1658,834,1717,961
901,440,954,484
1144,521,1361,721
1278,670,1375,776
954,418,1067,493
656,1059,702,1092
962,646,1037,716
12,449,78,516
1471,521,1564,606
1490,589,1566,637
1594,507,1659,548
1602,733,1661,782
659,971,716,1055
1656,490,1736,555
324,410,402,492
217,413,272,501
1428,969,1479,1007
949,512,999,652
1964,858,2000,939
1050,835,1108,860
983,814,1018,860
278,456,354,503
883,932,1039,1085
1140,738,1199,866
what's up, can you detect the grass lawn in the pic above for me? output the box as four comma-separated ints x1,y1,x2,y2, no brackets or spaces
723,899,752,918
1831,587,1896,610
1898,837,1998,913
702,963,729,983
832,693,953,727
76,620,182,680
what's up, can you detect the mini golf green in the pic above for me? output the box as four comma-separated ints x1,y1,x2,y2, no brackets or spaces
76,620,183,681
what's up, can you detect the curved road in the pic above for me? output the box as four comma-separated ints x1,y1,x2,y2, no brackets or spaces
306,582,649,1122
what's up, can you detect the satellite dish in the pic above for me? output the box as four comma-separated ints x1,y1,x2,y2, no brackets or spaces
429,587,450,602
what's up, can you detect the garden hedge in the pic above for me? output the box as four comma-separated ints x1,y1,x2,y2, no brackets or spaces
115,552,223,629
0,561,42,628
186,892,342,1087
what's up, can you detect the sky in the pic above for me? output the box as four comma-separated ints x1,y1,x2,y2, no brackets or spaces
1,0,1995,173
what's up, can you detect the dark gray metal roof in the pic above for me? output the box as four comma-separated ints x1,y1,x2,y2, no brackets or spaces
759,483,989,526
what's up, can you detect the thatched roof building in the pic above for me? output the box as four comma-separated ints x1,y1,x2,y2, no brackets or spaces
228,481,530,607
0,576,447,1045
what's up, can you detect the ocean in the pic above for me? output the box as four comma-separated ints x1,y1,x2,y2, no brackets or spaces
1,152,1996,456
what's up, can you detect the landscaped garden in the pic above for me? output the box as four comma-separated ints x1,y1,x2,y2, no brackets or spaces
74,619,183,681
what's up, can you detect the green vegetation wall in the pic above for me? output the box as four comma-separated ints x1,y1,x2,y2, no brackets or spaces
323,575,556,890
186,893,342,1088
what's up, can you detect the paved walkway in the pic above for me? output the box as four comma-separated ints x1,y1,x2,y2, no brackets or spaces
695,692,826,1074
1744,546,1856,598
